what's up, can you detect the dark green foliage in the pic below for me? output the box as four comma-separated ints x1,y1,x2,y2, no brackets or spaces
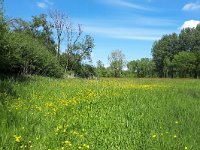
96,60,107,77
151,25,200,78
151,33,180,77
173,51,197,78
60,53,95,78
0,32,63,78
127,58,156,78
77,64,96,78
10,14,57,55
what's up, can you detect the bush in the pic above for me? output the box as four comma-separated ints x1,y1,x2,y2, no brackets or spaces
0,32,64,78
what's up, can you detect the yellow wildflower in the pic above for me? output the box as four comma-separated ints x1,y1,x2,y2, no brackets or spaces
14,135,21,143
64,140,72,146
83,144,89,149
185,146,188,150
152,134,156,138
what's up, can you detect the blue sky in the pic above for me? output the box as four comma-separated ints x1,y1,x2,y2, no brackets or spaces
4,0,200,66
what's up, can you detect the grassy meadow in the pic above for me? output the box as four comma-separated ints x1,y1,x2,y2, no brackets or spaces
0,76,200,150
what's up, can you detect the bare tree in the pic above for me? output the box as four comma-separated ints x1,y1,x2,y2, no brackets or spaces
64,22,83,71
49,9,94,73
65,21,82,53
49,9,66,57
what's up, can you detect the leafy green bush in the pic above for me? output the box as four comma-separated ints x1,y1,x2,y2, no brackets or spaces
0,32,64,78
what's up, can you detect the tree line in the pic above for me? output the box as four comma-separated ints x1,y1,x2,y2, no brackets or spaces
1,0,200,78
152,27,200,78
96,25,200,78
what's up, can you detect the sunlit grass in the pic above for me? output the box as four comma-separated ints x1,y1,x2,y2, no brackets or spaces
0,76,200,149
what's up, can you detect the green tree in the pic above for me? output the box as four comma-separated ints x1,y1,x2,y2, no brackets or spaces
30,14,56,54
127,60,137,74
172,51,197,78
179,27,196,52
9,14,56,55
127,58,155,78
77,64,96,78
96,60,106,77
63,35,94,73
163,57,173,78
108,50,126,78
152,33,180,77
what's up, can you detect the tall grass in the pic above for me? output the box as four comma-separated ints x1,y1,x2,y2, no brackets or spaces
0,76,200,149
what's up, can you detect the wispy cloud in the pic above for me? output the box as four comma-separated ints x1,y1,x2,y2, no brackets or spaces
84,26,172,41
44,0,54,6
182,2,200,11
37,0,53,9
75,17,177,28
74,16,176,41
101,0,153,11
37,2,48,8
180,20,200,29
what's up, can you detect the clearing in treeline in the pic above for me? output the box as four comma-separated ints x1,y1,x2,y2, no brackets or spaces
1,76,200,149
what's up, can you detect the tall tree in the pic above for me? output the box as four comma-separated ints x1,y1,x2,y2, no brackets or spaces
64,21,94,72
108,50,126,77
49,9,66,57
179,27,196,52
152,33,179,77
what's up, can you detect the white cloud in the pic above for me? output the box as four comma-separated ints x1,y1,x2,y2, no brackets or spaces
44,0,54,5
37,0,53,9
84,26,172,41
74,17,176,28
180,20,200,29
37,2,47,8
182,2,200,11
74,17,175,41
101,0,153,11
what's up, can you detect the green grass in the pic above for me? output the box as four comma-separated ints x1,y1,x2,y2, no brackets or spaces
1,76,200,150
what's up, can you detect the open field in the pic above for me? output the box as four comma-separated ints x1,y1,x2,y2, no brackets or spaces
0,77,200,150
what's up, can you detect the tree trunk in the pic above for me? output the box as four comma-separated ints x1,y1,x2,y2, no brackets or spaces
57,35,60,58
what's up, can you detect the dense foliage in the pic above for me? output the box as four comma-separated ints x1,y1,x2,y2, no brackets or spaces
0,31,63,77
127,58,156,78
151,25,200,78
